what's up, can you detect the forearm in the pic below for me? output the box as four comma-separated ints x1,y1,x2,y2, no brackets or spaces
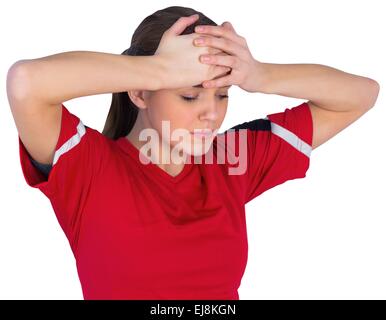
256,62,379,112
17,51,164,104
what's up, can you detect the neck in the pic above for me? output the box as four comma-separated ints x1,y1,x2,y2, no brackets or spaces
125,112,188,177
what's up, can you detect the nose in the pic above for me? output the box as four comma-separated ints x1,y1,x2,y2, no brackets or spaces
199,99,220,122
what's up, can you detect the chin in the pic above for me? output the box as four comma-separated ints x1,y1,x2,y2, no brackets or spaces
167,132,216,161
181,139,214,157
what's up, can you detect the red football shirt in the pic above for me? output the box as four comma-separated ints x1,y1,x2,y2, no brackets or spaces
18,101,313,299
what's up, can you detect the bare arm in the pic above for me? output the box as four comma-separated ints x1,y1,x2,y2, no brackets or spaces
7,15,226,166
256,63,379,111
188,24,379,150
11,51,165,104
254,62,380,149
6,51,165,165
7,15,224,166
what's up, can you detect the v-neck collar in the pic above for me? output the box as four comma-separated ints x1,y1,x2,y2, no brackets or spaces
116,136,195,183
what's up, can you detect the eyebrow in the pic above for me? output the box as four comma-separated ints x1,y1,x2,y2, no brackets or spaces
192,84,232,89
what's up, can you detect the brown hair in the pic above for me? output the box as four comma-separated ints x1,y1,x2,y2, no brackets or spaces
101,6,218,140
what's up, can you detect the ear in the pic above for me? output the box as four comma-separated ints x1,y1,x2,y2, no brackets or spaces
127,90,148,109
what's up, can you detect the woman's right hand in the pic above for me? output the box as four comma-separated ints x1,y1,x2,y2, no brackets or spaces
154,14,231,90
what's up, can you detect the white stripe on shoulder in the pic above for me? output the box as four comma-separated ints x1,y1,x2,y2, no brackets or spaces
263,116,312,158
53,119,86,165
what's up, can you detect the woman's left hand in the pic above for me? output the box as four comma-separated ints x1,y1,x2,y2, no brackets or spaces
193,21,264,92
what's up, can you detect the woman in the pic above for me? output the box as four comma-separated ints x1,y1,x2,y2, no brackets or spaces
7,6,379,300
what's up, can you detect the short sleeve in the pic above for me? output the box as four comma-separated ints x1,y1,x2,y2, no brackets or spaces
18,103,104,247
29,155,52,179
226,102,313,205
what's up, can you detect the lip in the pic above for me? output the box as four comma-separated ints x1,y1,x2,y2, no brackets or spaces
190,129,213,137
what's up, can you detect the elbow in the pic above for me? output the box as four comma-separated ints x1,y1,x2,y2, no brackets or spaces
362,78,380,110
6,60,33,102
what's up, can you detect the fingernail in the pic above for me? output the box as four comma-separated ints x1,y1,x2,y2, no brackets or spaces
195,38,204,45
195,26,204,32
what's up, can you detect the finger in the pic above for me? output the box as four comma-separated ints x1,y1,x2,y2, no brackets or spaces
217,66,232,76
221,22,240,41
221,21,236,33
210,64,231,78
194,35,244,56
167,14,199,36
222,22,246,47
195,24,244,46
203,74,233,88
200,53,236,69
209,65,232,82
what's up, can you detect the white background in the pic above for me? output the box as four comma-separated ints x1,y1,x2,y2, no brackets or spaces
1,0,385,299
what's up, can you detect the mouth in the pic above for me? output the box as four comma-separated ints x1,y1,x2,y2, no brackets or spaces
190,129,214,138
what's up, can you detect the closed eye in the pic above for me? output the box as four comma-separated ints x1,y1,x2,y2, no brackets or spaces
181,95,229,102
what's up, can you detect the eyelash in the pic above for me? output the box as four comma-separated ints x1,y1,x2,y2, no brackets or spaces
181,95,229,102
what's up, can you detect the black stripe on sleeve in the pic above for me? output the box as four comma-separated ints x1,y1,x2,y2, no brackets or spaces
28,153,53,178
225,118,271,132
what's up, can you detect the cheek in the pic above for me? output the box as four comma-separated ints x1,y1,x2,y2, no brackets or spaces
149,98,189,123
147,104,193,144
220,104,228,117
213,105,228,129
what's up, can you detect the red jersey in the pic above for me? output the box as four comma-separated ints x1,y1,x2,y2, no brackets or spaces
18,101,313,299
